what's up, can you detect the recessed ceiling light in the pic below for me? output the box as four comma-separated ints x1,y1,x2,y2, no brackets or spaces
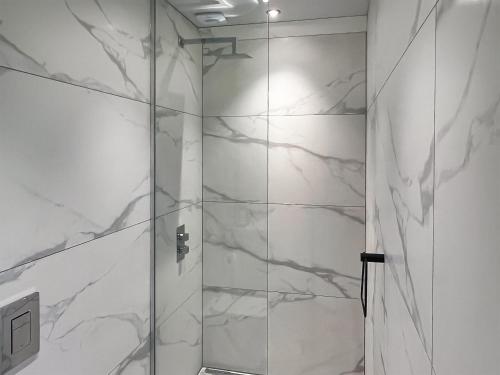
262,0,269,3
266,9,281,18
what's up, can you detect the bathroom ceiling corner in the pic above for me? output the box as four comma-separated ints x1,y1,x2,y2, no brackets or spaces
168,0,370,27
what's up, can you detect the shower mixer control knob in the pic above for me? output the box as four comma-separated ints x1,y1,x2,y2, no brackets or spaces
176,225,190,262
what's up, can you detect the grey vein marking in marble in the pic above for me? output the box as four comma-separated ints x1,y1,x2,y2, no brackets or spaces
155,107,202,214
436,0,491,144
269,140,365,200
64,2,147,99
269,260,361,299
269,205,364,298
203,203,267,290
14,194,149,269
0,1,150,101
269,292,364,375
203,287,267,374
380,110,433,353
271,70,367,116
156,1,201,114
108,335,150,375
436,2,500,188
203,187,244,203
205,239,359,299
367,0,437,109
203,117,267,203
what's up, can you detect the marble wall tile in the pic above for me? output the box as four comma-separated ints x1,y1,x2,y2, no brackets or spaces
0,222,151,375
269,33,366,115
364,263,386,375
156,289,202,375
364,106,386,375
0,68,150,273
0,0,150,101
156,108,202,217
268,293,364,375
203,202,267,291
203,31,268,117
268,205,364,298
268,115,365,206
434,1,500,374
383,270,431,375
367,0,436,107
203,287,267,374
369,12,435,357
156,204,202,323
156,1,202,116
269,17,367,39
203,116,268,203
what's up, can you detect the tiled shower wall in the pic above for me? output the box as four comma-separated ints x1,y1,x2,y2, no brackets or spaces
0,1,151,374
365,1,500,374
201,17,367,375
154,1,203,375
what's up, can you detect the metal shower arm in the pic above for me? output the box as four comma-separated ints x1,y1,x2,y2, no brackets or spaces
178,36,237,54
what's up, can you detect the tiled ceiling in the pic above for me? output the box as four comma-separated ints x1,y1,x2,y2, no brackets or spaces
168,0,369,27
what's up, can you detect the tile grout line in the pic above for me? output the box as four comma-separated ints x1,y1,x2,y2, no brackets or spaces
366,2,439,113
203,113,366,118
266,8,270,374
203,200,366,209
0,64,202,119
0,64,152,106
197,14,369,30
431,2,439,372
150,0,157,373
0,218,152,277
201,18,206,369
203,286,361,301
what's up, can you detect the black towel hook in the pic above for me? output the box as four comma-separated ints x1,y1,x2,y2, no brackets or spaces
360,252,385,317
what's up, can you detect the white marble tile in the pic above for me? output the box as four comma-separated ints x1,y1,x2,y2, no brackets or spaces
0,0,150,101
434,1,500,374
367,0,436,107
203,33,268,117
156,204,202,322
156,1,202,116
156,289,202,375
364,263,386,375
203,203,267,291
0,222,151,375
269,33,366,115
268,293,364,375
268,115,365,206
203,116,267,203
203,287,267,375
0,68,150,273
383,270,431,375
369,12,435,357
156,108,202,217
268,205,364,298
269,17,367,38
365,107,386,375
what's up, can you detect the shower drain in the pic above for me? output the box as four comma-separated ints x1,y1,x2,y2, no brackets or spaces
200,367,258,375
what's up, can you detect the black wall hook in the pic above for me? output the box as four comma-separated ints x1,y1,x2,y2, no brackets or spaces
360,252,385,317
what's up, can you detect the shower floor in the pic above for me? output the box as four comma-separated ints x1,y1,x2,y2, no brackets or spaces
199,368,257,375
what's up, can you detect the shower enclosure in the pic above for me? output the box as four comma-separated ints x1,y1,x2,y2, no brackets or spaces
152,1,367,374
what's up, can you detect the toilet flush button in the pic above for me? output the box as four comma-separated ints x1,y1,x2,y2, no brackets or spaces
0,291,40,374
11,311,32,354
